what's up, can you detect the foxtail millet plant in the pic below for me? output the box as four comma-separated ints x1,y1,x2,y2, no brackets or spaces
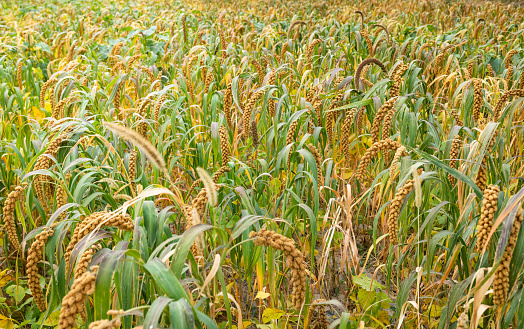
58,267,98,329
493,208,522,306
356,139,402,182
219,126,230,166
249,229,306,310
2,183,27,249
448,135,462,185
476,184,500,253
388,179,415,245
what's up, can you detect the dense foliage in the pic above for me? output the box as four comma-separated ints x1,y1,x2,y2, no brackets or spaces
1,0,524,328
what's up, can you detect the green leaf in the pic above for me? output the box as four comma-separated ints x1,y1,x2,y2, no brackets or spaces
169,299,194,329
143,258,189,300
408,146,483,199
352,274,385,291
170,224,212,277
94,248,127,320
5,285,26,303
143,296,172,328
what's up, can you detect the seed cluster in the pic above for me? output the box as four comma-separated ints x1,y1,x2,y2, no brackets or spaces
371,98,397,144
388,179,415,245
476,184,499,253
448,135,462,185
33,131,70,213
64,212,133,268
219,126,230,166
389,145,407,182
249,229,306,310
58,267,98,329
472,78,482,122
504,49,518,88
390,63,407,98
27,228,53,311
493,208,523,306
356,139,402,182
2,183,27,249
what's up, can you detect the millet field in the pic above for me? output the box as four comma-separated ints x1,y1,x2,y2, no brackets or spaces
1,0,524,328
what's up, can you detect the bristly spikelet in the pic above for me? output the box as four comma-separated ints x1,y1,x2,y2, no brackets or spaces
390,64,407,98
448,135,462,185
3,183,27,249
487,64,495,78
342,108,357,165
476,185,499,253
128,149,137,196
371,98,397,144
356,139,402,182
40,77,57,109
27,228,52,311
504,49,518,88
249,229,306,310
219,126,230,166
389,145,407,182
181,14,188,43
492,89,524,121
251,120,259,150
242,89,265,139
493,208,523,306
354,58,387,90
388,179,415,245
103,121,169,178
64,212,133,268
306,39,322,68
223,83,233,128
472,79,482,122
308,143,323,183
153,94,168,130
16,60,23,89
58,267,98,329
360,30,373,55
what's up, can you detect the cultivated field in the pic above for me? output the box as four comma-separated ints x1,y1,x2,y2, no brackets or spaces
1,0,524,328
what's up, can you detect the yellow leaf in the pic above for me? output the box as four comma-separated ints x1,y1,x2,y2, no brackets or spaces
231,321,252,329
44,101,52,112
262,308,286,323
0,269,14,287
42,309,60,326
32,106,46,121
343,170,353,179
376,310,390,325
0,315,15,329
255,291,270,300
